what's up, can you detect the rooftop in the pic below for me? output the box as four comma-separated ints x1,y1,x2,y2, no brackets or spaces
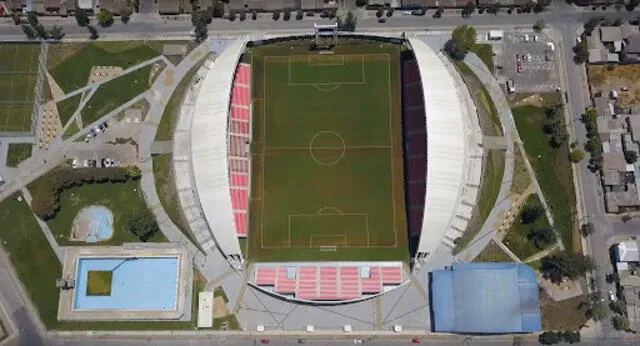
431,263,541,334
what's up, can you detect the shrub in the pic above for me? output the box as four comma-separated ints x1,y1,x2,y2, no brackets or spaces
569,149,585,163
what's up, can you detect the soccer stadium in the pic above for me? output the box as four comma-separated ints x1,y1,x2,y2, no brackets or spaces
181,33,483,303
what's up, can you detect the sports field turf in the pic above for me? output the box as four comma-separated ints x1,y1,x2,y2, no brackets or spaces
0,43,40,132
248,42,407,262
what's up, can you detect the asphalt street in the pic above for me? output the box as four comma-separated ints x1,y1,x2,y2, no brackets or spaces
1,3,640,345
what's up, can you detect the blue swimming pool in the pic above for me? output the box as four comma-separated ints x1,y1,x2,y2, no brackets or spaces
74,257,179,311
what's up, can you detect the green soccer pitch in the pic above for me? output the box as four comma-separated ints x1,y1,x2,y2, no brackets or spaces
247,42,408,262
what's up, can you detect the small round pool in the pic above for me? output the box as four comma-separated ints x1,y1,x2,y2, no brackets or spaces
71,206,114,242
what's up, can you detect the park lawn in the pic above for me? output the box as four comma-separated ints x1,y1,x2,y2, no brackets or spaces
503,194,552,261
49,42,161,92
27,177,166,245
6,143,32,167
471,44,494,73
454,150,505,254
56,94,82,128
0,194,62,328
511,145,532,194
540,291,589,330
474,240,513,262
86,271,112,296
248,42,407,262
81,65,152,126
152,154,200,248
155,61,202,141
513,105,576,252
62,121,81,140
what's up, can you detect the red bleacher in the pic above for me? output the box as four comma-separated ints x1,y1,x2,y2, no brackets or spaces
228,63,252,238
253,264,405,301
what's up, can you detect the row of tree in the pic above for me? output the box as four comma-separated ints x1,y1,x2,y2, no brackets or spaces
580,107,604,173
31,166,142,220
444,25,477,61
538,330,581,345
542,104,569,149
21,12,64,41
518,200,557,250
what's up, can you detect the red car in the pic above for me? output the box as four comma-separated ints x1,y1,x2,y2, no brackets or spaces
412,338,422,344
260,339,271,344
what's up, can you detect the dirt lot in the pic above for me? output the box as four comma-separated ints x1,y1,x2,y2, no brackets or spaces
589,64,640,109
540,291,589,330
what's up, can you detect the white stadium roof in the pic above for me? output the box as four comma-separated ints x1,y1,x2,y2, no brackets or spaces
190,37,248,257
407,38,475,256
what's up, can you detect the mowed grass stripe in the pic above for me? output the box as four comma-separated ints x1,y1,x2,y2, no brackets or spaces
248,43,407,262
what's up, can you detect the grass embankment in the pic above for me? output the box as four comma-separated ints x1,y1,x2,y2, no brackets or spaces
28,174,166,245
155,61,203,141
6,143,32,167
474,240,513,262
152,154,200,248
471,44,494,73
56,94,82,129
503,194,553,260
452,62,505,254
513,98,576,252
511,145,532,194
49,42,161,92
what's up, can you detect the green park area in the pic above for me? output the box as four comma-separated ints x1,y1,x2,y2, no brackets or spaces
86,271,112,296
6,143,32,167
28,168,166,245
56,93,81,129
248,42,407,262
0,43,40,132
503,194,555,261
512,95,577,252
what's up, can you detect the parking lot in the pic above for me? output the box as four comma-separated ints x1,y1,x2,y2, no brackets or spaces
496,32,561,93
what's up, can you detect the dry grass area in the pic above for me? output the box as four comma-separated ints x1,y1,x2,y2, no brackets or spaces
589,64,640,108
540,291,589,330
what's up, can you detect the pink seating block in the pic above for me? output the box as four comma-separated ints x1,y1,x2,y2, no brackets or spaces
231,106,250,121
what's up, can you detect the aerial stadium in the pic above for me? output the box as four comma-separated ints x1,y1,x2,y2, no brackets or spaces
177,31,483,304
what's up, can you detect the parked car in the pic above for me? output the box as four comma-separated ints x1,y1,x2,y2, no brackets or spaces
72,159,79,168
82,160,89,168
523,34,530,42
533,34,538,42
609,290,617,302
506,79,515,93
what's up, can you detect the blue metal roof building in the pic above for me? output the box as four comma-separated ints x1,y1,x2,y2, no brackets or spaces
430,263,542,334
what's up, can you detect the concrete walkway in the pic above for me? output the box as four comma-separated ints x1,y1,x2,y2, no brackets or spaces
19,188,64,262
454,53,516,263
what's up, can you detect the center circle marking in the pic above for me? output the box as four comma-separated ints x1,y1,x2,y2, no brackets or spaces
309,131,346,166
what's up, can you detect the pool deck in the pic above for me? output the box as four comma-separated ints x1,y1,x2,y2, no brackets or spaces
58,243,193,321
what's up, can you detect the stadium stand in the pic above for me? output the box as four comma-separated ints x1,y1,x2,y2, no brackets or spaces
252,263,405,301
228,63,252,238
402,60,427,239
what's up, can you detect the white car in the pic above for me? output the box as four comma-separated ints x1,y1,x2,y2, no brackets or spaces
72,159,79,168
524,34,530,43
576,36,582,44
609,290,617,302
533,34,538,42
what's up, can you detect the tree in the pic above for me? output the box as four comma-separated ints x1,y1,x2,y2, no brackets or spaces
612,314,630,331
540,253,594,283
487,3,500,15
521,203,543,224
561,330,581,344
386,8,394,17
434,6,444,18
588,301,609,321
538,331,562,345
627,0,640,11
337,11,357,32
49,26,65,41
584,17,603,36
87,25,99,40
32,24,48,40
443,39,465,61
272,10,280,21
194,22,208,42
462,1,476,18
533,0,550,13
128,209,159,242
295,9,303,20
610,299,626,314
625,150,638,164
240,10,247,21
213,2,225,17
12,13,21,26
75,8,90,27
580,222,595,237
120,7,133,24
569,149,585,163
96,9,114,27
356,0,366,6
20,25,40,42
27,12,38,27
376,8,383,18
533,20,545,33
283,9,291,21
529,227,556,249
451,25,477,55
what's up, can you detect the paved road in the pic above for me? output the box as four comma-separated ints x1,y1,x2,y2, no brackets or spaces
1,4,640,345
